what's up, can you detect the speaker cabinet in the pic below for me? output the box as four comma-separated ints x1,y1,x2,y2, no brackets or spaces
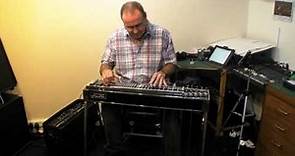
0,93,30,156
43,99,99,156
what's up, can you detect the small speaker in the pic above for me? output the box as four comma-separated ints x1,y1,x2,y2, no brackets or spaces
43,99,99,156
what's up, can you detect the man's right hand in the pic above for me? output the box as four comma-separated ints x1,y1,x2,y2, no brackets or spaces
101,69,116,85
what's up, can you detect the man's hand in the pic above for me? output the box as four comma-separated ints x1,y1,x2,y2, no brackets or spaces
149,63,176,87
100,69,115,85
100,64,119,85
149,71,167,87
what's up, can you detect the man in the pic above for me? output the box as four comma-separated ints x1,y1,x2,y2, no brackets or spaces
99,1,180,156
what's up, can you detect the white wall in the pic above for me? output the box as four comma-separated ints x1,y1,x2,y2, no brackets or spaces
143,0,249,50
247,0,295,69
0,0,249,121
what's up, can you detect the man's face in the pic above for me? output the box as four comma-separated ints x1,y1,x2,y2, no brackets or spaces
122,9,147,40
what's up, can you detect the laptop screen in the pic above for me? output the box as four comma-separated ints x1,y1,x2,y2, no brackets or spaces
208,45,234,65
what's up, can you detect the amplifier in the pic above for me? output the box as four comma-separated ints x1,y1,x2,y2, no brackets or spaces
43,99,99,156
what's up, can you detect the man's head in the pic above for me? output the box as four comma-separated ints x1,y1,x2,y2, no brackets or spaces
120,1,147,40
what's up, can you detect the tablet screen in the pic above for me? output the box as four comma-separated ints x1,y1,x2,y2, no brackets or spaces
209,46,234,65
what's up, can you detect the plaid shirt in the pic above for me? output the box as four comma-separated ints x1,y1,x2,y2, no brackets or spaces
101,22,176,83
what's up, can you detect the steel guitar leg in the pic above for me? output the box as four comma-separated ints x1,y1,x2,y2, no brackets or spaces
83,101,88,156
200,110,208,156
187,111,193,156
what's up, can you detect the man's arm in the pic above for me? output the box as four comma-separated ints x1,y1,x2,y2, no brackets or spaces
160,63,176,76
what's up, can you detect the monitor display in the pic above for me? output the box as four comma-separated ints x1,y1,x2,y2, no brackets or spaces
0,38,17,92
209,46,234,65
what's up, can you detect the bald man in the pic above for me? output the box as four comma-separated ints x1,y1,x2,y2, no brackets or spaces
99,1,180,156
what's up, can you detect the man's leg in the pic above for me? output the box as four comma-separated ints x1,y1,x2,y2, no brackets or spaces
101,104,125,156
164,110,181,156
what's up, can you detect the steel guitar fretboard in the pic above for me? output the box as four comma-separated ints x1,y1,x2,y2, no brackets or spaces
85,81,210,100
83,80,210,111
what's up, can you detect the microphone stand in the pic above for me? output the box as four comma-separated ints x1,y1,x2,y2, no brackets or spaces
236,67,252,156
223,51,255,156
